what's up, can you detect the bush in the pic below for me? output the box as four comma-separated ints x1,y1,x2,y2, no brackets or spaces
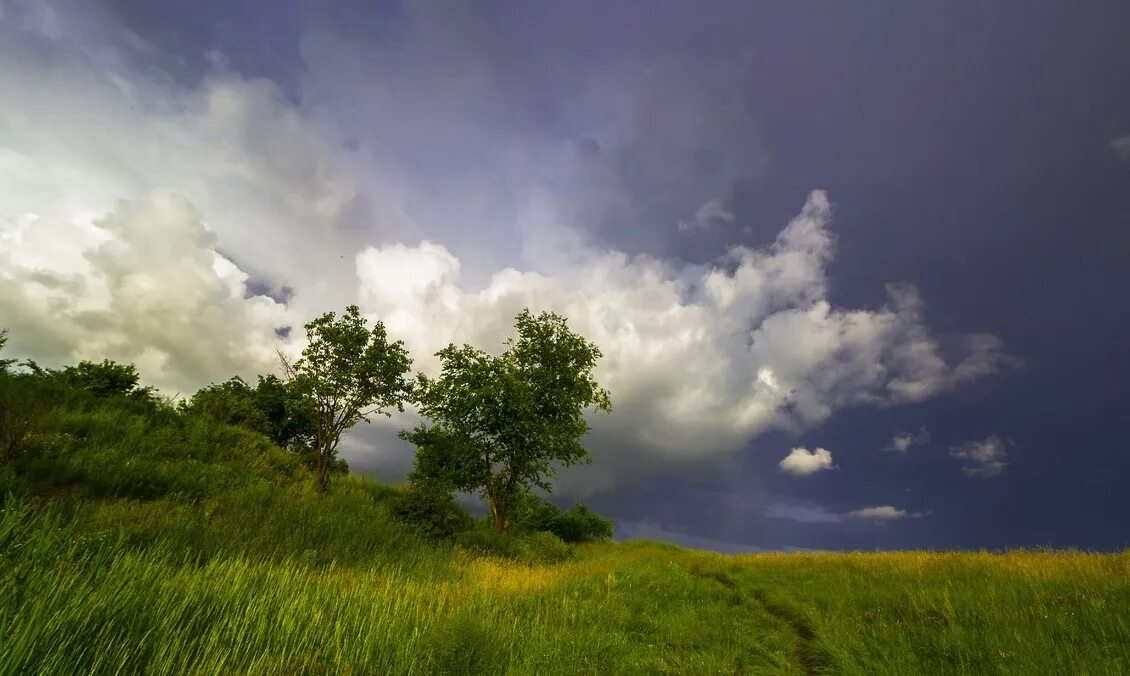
512,530,572,563
522,500,614,543
182,375,315,451
181,377,268,434
390,482,473,541
454,522,571,564
0,373,56,464
56,360,145,399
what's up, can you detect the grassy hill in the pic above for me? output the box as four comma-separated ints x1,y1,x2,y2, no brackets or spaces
1,378,1127,674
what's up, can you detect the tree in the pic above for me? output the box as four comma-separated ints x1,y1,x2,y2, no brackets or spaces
0,374,50,464
251,374,316,449
0,330,15,372
400,309,611,533
282,305,412,493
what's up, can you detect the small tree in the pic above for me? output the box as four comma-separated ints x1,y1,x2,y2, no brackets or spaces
0,330,15,372
400,309,611,533
282,305,412,493
252,374,316,449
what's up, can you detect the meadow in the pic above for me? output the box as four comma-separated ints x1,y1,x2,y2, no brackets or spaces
1,377,1127,674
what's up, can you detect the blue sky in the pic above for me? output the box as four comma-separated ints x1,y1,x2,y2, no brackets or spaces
2,0,1128,550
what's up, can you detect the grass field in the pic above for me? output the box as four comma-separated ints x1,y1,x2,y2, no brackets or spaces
1,380,1128,674
4,490,1127,675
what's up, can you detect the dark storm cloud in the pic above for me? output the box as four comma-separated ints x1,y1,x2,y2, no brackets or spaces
4,0,1129,551
94,0,776,264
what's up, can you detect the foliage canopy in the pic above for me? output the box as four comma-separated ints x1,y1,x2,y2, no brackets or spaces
284,305,413,492
401,309,610,532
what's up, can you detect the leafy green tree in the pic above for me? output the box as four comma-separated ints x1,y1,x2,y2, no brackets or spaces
251,374,315,449
0,332,46,463
401,309,611,533
282,305,413,493
0,330,15,372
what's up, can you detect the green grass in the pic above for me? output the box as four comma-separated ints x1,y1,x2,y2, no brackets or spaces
1,380,1127,674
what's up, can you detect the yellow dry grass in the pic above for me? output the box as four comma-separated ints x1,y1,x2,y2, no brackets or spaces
724,549,1130,579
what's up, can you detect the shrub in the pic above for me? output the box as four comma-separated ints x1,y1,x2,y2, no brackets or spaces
390,481,473,541
0,373,56,464
182,375,315,452
182,377,268,434
512,530,572,563
455,521,571,564
522,499,614,543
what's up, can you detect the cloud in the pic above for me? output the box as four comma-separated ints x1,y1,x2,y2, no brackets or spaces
0,13,367,389
1112,135,1130,161
0,191,298,393
777,447,835,476
846,505,925,521
0,4,1014,491
352,190,1014,492
949,435,1010,478
678,198,736,232
767,502,926,523
884,428,930,453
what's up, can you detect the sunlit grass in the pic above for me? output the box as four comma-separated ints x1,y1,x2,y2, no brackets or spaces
1,388,1126,674
4,498,1126,675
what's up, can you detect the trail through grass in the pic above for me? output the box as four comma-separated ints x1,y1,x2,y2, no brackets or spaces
3,499,1127,675
0,384,1126,674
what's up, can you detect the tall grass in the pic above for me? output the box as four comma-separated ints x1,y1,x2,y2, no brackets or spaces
4,497,1126,674
1,379,1127,674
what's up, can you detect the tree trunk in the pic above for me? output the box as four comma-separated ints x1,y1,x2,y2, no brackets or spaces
316,447,329,494
486,491,508,533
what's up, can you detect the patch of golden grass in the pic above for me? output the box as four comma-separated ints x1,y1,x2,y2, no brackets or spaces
724,549,1130,580
448,544,652,596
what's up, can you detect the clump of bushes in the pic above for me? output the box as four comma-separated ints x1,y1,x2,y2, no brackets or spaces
390,480,473,541
454,521,572,564
522,499,614,543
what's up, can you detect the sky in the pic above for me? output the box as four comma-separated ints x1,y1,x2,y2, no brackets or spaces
2,0,1128,551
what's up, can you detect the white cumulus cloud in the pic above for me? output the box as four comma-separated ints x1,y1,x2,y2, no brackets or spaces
885,428,930,453
949,435,1010,478
777,447,835,476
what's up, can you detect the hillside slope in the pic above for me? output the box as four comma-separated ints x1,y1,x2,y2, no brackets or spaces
1,381,1127,674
